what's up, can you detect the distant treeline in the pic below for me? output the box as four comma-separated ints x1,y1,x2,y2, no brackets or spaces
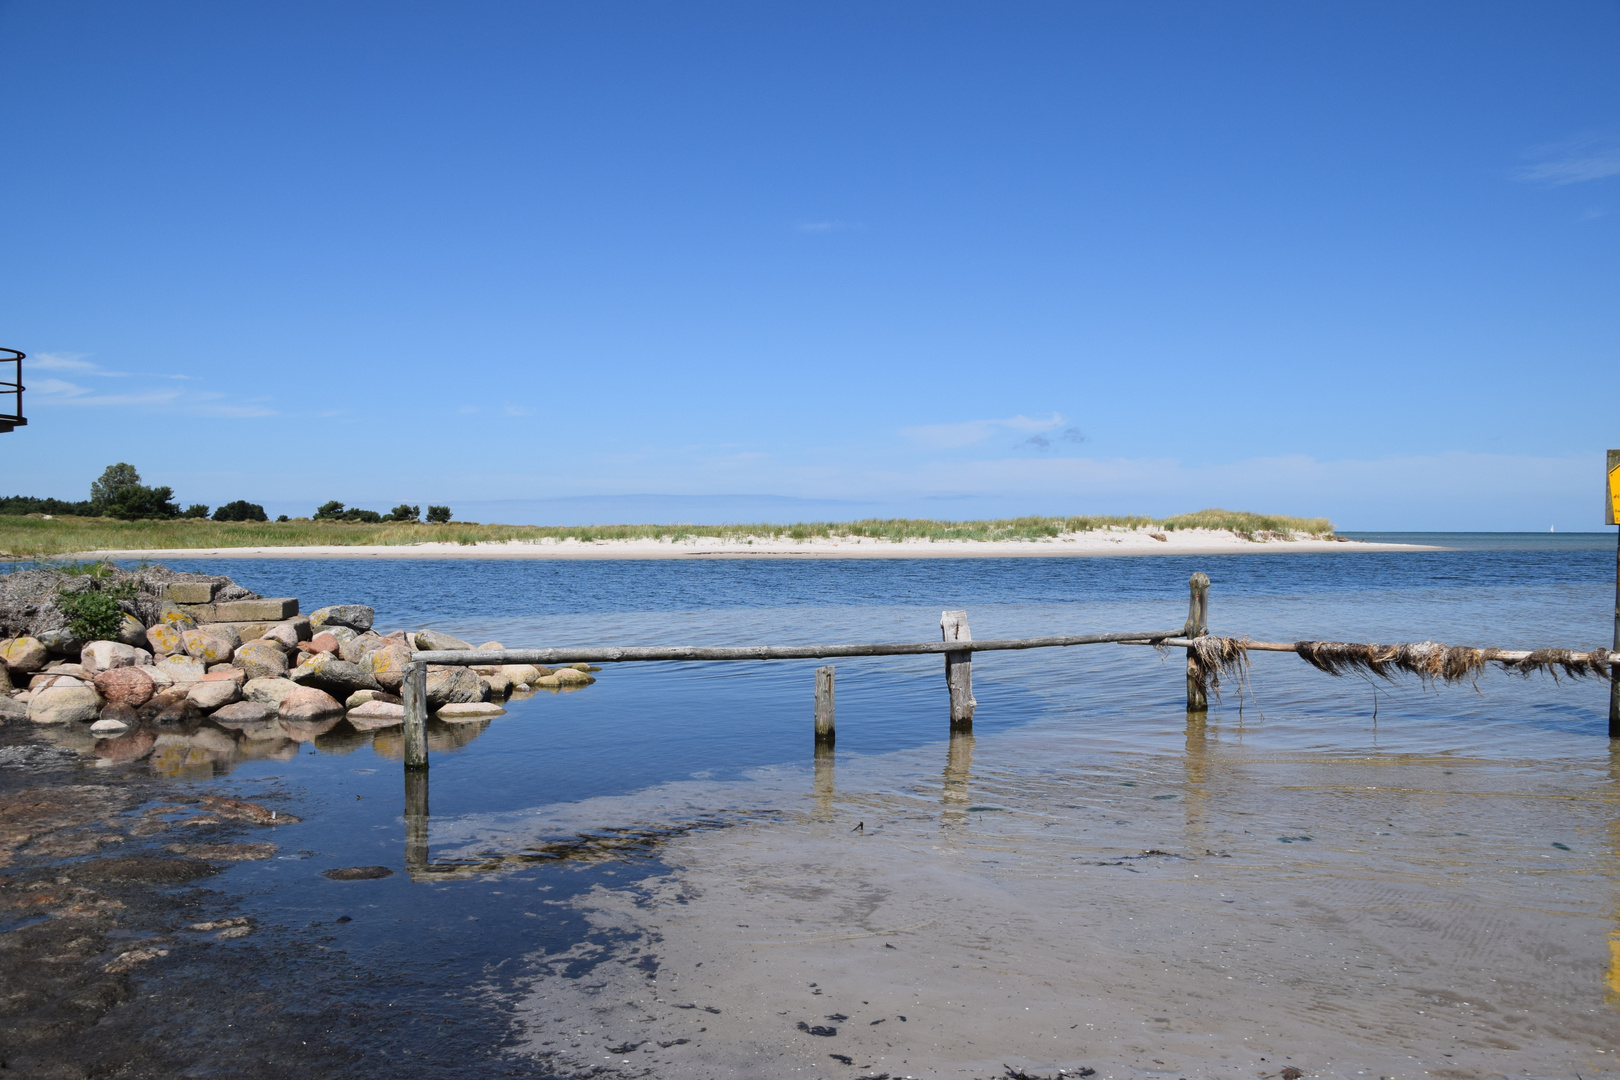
0,495,96,516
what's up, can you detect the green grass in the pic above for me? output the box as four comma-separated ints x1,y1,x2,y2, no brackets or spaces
0,509,1334,558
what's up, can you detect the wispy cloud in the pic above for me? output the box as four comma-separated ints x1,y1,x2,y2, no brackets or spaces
23,351,273,416
902,413,1072,450
1515,135,1620,186
1023,426,1085,451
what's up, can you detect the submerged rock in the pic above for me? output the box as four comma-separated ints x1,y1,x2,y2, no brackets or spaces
435,701,506,721
322,865,393,881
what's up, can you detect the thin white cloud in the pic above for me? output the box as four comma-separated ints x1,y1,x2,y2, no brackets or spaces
1516,136,1620,186
23,351,273,417
902,413,1069,449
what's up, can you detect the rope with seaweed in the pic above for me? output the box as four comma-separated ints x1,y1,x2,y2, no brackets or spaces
1144,635,1615,699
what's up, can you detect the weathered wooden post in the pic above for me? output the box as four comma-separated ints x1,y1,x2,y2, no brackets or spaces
941,610,975,729
404,767,429,875
814,665,835,746
402,660,428,769
1185,573,1210,712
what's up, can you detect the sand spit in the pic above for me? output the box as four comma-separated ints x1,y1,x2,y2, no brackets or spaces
61,528,1436,561
502,737,1619,1080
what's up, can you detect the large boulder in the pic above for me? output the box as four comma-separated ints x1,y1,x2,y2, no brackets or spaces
415,630,472,653
188,679,241,712
478,671,513,698
344,689,399,709
244,677,300,709
196,623,243,649
425,665,482,707
81,640,140,674
289,654,381,698
278,685,345,723
28,685,102,724
30,672,86,691
345,700,404,730
310,605,374,633
307,631,341,655
181,630,235,665
94,665,157,708
115,613,146,648
234,639,290,681
0,637,49,674
157,656,207,684
37,628,84,656
146,623,184,656
500,664,542,687
211,700,276,726
339,631,385,664
260,623,300,651
365,644,413,693
0,696,27,722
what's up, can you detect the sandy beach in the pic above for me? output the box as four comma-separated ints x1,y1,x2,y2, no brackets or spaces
59,528,1436,561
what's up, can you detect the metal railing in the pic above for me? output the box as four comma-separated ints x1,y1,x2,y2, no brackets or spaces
0,347,24,432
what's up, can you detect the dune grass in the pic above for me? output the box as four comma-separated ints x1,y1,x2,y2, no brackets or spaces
0,509,1335,558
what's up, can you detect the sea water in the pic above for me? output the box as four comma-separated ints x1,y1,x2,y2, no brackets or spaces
7,535,1619,1075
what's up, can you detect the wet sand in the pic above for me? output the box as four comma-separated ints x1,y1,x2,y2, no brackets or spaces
57,529,1435,561
506,728,1620,1079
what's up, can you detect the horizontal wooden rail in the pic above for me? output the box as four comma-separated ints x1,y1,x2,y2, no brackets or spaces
412,628,1185,667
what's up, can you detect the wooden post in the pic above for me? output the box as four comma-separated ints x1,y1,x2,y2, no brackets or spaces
1185,573,1210,712
1610,527,1619,738
404,767,429,875
402,660,428,769
941,610,975,729
814,665,835,746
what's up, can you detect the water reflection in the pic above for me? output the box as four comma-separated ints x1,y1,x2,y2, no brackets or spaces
812,744,835,821
942,730,975,827
405,769,430,875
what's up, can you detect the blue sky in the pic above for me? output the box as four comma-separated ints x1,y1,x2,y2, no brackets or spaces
1,1,1615,529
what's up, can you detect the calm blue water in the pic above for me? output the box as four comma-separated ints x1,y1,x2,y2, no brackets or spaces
6,536,1618,1075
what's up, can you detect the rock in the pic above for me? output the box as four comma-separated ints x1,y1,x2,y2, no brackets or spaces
142,665,174,690
346,700,404,729
0,636,50,673
479,671,513,698
153,696,202,725
146,623,185,655
344,689,399,709
204,666,246,683
243,677,300,708
278,685,345,723
0,696,28,722
233,639,290,681
260,623,300,651
0,664,8,692
156,603,198,631
321,865,393,881
500,664,542,686
137,686,191,718
365,644,412,693
475,640,505,650
554,667,594,686
435,701,506,721
290,654,381,697
163,581,216,604
188,679,241,711
94,665,156,707
415,629,473,652
211,598,298,622
30,672,85,691
90,715,131,735
113,612,146,647
38,628,84,656
425,665,482,706
311,605,375,632
308,631,341,655
197,623,244,649
81,640,140,674
28,685,102,724
339,631,384,664
210,700,276,726
181,630,235,664
157,656,206,684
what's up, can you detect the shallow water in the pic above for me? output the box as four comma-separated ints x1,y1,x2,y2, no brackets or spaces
7,537,1620,1075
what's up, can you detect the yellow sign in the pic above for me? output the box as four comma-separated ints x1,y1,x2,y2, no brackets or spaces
1609,449,1620,526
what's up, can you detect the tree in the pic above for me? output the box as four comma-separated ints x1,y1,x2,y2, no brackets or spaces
425,505,451,523
183,504,210,519
213,500,268,522
275,514,289,523
314,501,346,520
106,484,180,520
90,463,142,512
387,504,420,522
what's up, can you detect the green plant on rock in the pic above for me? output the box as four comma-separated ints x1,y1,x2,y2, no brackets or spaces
56,578,137,641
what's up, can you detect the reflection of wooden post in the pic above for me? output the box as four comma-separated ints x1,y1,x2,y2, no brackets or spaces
403,661,428,769
942,730,975,825
404,767,429,875
1185,573,1210,712
1610,527,1619,738
813,742,835,820
941,610,975,729
814,666,835,746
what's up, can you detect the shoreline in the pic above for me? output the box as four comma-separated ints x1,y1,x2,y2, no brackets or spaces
32,528,1440,561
